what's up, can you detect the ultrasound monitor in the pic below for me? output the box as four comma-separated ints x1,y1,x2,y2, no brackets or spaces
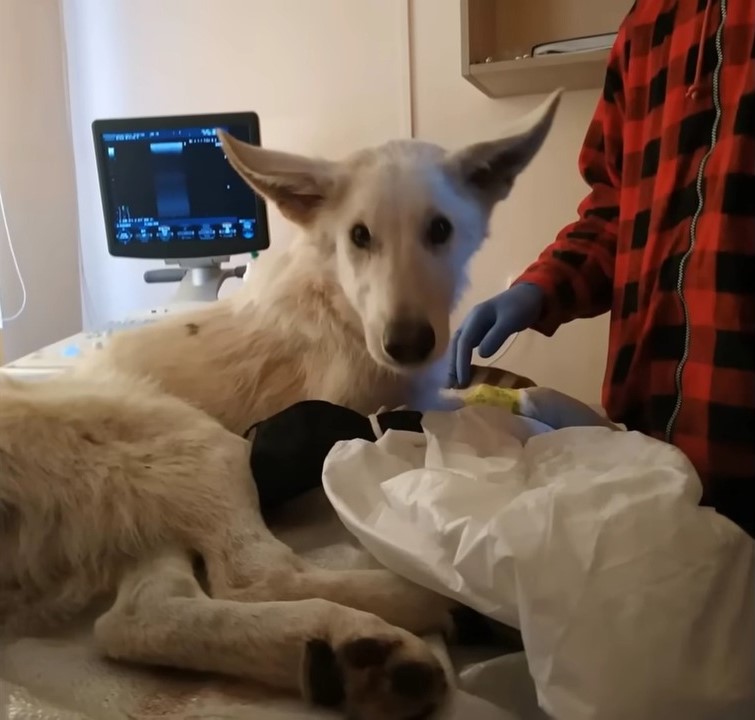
92,112,270,303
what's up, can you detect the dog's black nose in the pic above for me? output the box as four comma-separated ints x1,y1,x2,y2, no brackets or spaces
383,320,436,365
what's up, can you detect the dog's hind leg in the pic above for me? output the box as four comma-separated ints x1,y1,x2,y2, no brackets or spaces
198,509,456,637
190,447,456,638
267,565,457,636
96,548,450,718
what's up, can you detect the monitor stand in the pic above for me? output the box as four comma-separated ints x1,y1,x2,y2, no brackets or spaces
143,257,247,304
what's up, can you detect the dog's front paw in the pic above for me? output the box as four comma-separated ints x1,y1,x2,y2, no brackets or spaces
301,629,450,719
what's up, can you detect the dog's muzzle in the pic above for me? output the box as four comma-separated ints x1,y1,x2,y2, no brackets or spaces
382,320,436,365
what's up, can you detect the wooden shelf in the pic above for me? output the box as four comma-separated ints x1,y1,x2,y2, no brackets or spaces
461,0,630,98
467,49,610,98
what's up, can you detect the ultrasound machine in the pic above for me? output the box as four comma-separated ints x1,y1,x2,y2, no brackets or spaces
3,112,270,379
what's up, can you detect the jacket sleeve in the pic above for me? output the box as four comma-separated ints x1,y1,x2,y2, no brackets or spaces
515,23,629,336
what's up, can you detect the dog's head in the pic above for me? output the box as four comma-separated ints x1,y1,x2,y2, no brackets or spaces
218,90,561,372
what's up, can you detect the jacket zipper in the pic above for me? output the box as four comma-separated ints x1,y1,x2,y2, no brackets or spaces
665,0,727,443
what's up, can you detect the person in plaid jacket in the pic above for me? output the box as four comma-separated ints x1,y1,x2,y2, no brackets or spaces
450,0,754,537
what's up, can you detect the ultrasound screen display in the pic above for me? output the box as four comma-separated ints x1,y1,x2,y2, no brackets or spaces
94,118,268,258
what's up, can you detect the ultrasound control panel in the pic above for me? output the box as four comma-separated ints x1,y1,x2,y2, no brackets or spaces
1,303,207,381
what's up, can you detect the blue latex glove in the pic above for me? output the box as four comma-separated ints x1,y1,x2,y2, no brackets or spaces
448,283,545,388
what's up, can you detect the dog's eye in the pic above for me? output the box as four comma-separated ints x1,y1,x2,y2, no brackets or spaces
350,223,372,249
427,215,453,247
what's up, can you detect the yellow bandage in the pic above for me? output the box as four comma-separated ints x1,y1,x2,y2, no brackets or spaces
462,384,521,414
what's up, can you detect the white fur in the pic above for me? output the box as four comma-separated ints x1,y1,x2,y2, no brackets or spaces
0,90,561,719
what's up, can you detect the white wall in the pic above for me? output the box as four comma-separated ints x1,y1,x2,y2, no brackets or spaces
61,0,411,328
0,0,82,361
410,0,609,404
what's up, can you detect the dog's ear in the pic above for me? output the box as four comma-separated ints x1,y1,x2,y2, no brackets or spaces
446,88,562,205
217,131,338,226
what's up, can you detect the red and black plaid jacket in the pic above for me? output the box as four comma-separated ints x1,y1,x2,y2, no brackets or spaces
517,0,754,535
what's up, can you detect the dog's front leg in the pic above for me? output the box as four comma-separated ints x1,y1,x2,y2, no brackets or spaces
408,360,463,413
96,548,450,718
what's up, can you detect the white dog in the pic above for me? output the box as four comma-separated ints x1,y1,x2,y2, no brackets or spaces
0,90,561,719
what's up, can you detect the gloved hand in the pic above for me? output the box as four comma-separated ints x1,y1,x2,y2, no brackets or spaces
448,283,545,388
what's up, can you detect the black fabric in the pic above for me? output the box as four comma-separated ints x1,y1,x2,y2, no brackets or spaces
248,400,424,516
377,409,424,434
